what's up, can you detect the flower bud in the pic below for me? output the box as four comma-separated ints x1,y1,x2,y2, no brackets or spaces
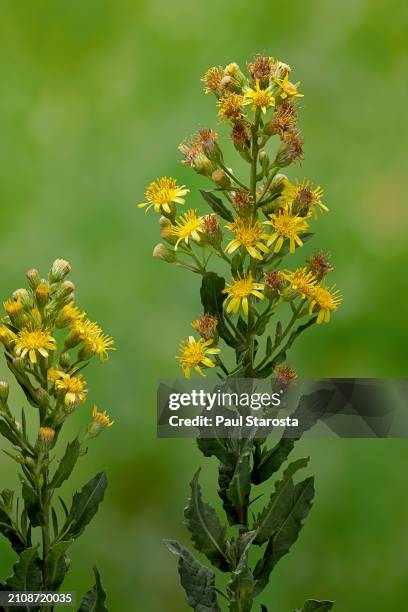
259,150,269,176
264,271,285,299
201,214,222,247
159,216,177,245
153,243,176,263
38,427,55,449
275,130,304,167
50,258,71,283
231,122,251,161
26,268,41,290
12,288,31,307
35,283,50,307
59,351,71,369
12,357,25,371
198,129,223,164
85,406,113,439
34,388,50,410
211,169,231,189
0,380,9,402
191,314,218,340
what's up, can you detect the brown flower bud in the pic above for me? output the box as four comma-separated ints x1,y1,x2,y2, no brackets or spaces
275,129,304,167
307,251,334,280
192,314,218,340
211,169,231,189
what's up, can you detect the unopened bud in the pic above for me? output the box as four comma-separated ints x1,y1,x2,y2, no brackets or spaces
26,268,41,290
12,357,25,371
34,387,49,409
159,216,177,245
50,258,71,283
211,169,231,188
35,283,50,307
12,289,30,307
153,243,176,263
259,150,269,175
0,380,9,402
38,427,55,449
85,406,113,439
59,351,71,369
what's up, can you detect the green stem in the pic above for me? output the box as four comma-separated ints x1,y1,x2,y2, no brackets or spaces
219,162,249,192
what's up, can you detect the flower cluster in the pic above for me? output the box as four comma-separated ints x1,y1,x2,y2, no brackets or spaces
139,55,342,378
0,259,114,433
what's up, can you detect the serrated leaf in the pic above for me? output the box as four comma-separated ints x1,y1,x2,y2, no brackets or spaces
184,470,228,571
22,481,42,527
200,190,234,222
164,539,221,612
60,472,107,540
253,477,315,595
51,438,81,489
254,458,309,545
296,599,334,611
78,567,108,612
5,546,42,591
252,438,297,485
45,540,73,591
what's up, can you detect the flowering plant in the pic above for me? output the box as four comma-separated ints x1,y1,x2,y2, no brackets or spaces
140,55,341,611
0,259,114,610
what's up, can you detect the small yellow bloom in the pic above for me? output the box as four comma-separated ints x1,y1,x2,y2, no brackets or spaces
3,298,24,316
53,372,88,406
281,268,318,299
274,74,303,100
70,317,101,341
201,66,224,95
177,336,220,378
243,81,275,114
0,325,16,345
13,327,56,363
138,177,189,214
217,93,245,121
92,405,114,428
223,273,265,316
38,426,55,444
265,204,309,254
170,209,203,249
83,332,115,363
225,217,270,260
281,179,328,218
309,284,342,324
60,302,85,326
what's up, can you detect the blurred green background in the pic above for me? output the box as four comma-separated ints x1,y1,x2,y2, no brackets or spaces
0,0,407,610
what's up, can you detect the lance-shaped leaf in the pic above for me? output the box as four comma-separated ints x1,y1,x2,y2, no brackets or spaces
51,438,81,489
200,273,236,348
164,539,221,612
200,190,234,222
254,476,315,595
184,470,229,571
226,450,251,525
227,532,255,612
252,438,297,485
5,546,42,591
296,600,334,611
0,505,26,554
254,458,309,545
78,567,108,612
22,481,42,527
60,472,107,540
45,540,73,590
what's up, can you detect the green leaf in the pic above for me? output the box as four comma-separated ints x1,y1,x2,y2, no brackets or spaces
251,439,297,485
51,438,81,489
22,481,42,527
296,600,334,611
254,458,310,545
227,450,251,523
253,477,315,595
261,606,269,612
61,472,107,540
0,420,20,446
0,506,26,554
77,567,108,612
200,272,225,319
164,539,221,612
184,470,228,571
200,190,234,222
5,546,42,591
45,540,73,590
227,533,255,612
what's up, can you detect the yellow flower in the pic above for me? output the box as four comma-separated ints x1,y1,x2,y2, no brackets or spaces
177,336,220,378
38,427,55,448
69,317,101,341
138,177,189,214
170,209,203,249
281,179,328,218
225,217,270,260
282,267,317,298
53,371,88,406
217,93,245,121
0,325,16,345
274,74,303,100
13,327,56,363
223,273,265,316
92,405,114,428
83,332,115,363
243,81,275,113
201,66,224,95
3,298,24,316
265,204,309,254
309,284,342,324
60,302,85,326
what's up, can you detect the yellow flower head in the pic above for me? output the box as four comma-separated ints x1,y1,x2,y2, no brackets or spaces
225,217,270,260
60,302,85,326
282,267,318,299
38,427,55,446
223,273,265,316
265,204,309,253
243,81,275,114
83,332,115,363
177,336,220,378
309,284,342,324
138,177,189,214
69,317,101,341
3,298,24,316
281,179,328,218
13,327,56,363
53,371,88,406
170,209,203,249
274,74,303,100
201,66,224,95
217,92,245,121
0,325,16,345
92,405,114,428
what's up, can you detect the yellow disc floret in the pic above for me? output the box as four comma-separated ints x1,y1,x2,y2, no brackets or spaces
309,284,342,324
265,204,309,253
243,81,275,114
177,336,220,378
170,209,203,249
225,217,270,260
138,177,189,214
13,327,56,363
223,273,265,316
